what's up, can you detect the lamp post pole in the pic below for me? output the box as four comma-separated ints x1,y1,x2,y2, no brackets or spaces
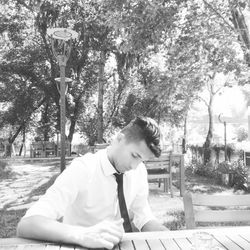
58,55,66,171
47,28,78,172
223,120,227,161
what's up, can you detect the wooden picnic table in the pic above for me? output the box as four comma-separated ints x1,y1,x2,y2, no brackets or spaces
1,226,250,249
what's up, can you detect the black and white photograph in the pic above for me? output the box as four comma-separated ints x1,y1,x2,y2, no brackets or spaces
1,0,250,249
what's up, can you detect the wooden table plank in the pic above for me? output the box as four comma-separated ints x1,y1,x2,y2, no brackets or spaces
45,245,61,250
225,235,250,249
132,240,149,250
147,239,165,250
60,245,76,250
119,240,134,250
210,238,227,250
0,238,48,245
2,227,250,250
240,234,250,242
16,245,46,250
74,246,89,250
174,238,192,250
0,246,18,250
213,235,243,250
160,238,181,250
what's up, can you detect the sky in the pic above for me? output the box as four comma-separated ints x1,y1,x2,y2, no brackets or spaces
187,85,250,146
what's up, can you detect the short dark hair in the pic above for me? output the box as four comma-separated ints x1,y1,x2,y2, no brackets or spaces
121,116,162,157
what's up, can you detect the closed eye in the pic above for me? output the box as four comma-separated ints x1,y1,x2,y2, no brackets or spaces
132,153,141,159
132,153,138,159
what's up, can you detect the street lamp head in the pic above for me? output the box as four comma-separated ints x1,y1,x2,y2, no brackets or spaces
218,113,223,124
47,28,78,66
55,77,72,94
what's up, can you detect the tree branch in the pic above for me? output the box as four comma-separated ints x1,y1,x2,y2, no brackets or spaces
202,0,235,32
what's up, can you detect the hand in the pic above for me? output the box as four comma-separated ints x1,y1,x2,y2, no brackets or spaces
72,219,124,249
141,219,169,232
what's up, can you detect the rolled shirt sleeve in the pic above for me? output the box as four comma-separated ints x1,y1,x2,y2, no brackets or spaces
23,158,88,220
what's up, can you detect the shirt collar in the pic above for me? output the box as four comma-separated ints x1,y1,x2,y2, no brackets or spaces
99,148,117,176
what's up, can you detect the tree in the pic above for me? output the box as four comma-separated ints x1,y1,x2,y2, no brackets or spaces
228,0,250,66
1,0,247,155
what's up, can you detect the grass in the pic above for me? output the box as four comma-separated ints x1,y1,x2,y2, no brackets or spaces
0,160,14,179
0,209,26,238
0,172,59,238
163,211,185,230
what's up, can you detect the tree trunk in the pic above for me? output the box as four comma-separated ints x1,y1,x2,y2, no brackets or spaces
97,51,106,143
182,113,187,154
230,2,250,66
19,144,23,156
67,96,82,143
19,126,26,156
5,142,12,157
203,94,214,165
43,103,50,141
4,97,45,157
68,118,76,143
5,124,24,157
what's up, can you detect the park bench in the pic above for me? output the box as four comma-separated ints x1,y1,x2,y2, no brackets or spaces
30,142,44,158
183,192,250,229
44,141,56,157
30,141,69,158
57,140,71,157
145,151,173,197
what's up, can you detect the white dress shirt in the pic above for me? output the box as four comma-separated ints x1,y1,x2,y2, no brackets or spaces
24,149,155,230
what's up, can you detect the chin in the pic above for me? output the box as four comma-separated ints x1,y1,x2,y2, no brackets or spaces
124,167,131,172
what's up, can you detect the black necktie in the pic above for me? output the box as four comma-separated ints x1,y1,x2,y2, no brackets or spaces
114,173,132,232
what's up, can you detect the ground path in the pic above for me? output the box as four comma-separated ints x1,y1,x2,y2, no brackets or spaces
0,161,60,211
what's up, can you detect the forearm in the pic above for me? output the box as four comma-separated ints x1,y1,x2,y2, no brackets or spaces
141,219,168,232
17,215,78,245
17,215,123,249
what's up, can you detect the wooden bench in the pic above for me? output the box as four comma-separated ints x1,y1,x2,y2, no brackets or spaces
30,142,44,158
183,192,250,229
145,152,173,197
44,141,56,157
57,141,71,157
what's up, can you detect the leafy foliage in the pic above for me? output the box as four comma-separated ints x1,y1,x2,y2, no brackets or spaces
0,0,249,148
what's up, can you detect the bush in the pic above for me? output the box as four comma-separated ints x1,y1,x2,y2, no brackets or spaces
187,160,218,179
217,161,233,174
236,126,248,142
186,158,249,191
163,211,185,230
231,160,248,191
0,160,12,179
217,160,248,191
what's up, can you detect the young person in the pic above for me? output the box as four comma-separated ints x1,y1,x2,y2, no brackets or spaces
17,116,167,249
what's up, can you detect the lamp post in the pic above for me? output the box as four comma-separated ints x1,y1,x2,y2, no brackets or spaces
47,28,77,172
218,113,227,161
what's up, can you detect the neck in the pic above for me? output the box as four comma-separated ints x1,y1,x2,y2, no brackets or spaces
107,146,120,173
